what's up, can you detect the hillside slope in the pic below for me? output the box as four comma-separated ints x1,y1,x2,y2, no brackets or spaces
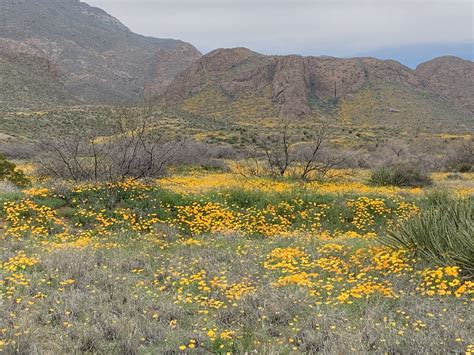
0,0,201,105
0,49,72,107
416,56,474,113
161,48,473,135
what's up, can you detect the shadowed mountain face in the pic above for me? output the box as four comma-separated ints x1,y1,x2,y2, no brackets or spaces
161,48,474,124
0,0,201,105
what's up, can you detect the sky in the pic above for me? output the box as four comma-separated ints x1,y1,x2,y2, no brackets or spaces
85,0,473,68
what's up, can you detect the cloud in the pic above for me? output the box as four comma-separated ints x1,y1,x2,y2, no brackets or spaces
85,0,473,58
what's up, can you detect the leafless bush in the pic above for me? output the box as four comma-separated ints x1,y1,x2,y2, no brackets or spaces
259,124,295,177
243,124,342,180
0,141,36,159
37,108,178,182
236,155,269,177
293,127,345,181
445,139,474,172
170,140,234,170
338,138,447,172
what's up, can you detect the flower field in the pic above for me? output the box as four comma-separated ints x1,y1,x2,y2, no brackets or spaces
0,171,473,353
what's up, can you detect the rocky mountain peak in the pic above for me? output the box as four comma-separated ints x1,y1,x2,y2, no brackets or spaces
161,47,473,118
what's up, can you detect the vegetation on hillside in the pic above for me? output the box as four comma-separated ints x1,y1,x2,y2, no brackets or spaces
0,1,472,353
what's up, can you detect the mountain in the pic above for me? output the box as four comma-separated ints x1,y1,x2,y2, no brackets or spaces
0,0,201,105
161,48,473,134
416,56,474,113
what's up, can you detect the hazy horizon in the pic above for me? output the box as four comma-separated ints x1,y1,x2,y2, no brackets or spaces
85,0,473,67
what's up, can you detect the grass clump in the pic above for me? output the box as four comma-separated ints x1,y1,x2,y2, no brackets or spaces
369,164,432,188
381,198,474,275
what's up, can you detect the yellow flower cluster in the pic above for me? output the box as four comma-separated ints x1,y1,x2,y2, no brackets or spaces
417,266,474,298
0,170,472,352
43,235,92,250
1,251,39,300
175,202,238,235
348,197,419,231
73,179,152,194
263,247,311,273
3,199,66,238
262,243,447,305
336,280,397,304
225,281,256,301
273,272,319,287
163,268,256,312
348,197,389,230
160,171,426,197
1,251,39,272
23,187,50,198
368,248,412,274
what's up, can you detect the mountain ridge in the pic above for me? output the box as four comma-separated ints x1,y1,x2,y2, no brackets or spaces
0,0,202,105
0,0,472,137
160,48,473,121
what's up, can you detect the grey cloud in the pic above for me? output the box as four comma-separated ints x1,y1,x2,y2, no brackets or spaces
85,0,473,56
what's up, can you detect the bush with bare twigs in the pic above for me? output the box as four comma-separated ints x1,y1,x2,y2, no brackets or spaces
37,109,178,182
242,124,343,181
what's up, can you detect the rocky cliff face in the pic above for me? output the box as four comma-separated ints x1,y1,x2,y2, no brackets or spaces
0,0,201,105
162,48,473,118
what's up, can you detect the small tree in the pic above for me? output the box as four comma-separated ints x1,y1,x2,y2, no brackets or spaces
0,154,30,187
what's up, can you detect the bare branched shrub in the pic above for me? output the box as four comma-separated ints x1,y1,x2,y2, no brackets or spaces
294,127,345,181
0,141,36,160
338,138,447,172
37,108,178,182
170,140,233,171
242,124,342,180
260,124,295,177
445,140,474,172
236,155,268,177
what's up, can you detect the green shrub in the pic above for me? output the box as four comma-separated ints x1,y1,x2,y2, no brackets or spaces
0,154,30,187
381,199,474,275
369,164,432,188
420,190,453,209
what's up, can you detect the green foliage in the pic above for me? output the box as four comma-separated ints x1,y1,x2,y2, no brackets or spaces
0,154,30,187
419,190,452,210
369,164,432,188
381,198,474,275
